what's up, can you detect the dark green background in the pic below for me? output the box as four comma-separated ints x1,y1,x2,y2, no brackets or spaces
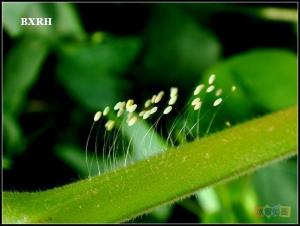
3,3,297,223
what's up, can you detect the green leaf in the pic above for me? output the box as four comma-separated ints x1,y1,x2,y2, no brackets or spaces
3,37,48,160
55,144,94,178
55,117,166,175
3,2,29,37
196,178,260,223
253,158,297,223
24,3,84,39
4,37,49,116
3,106,297,223
202,48,297,122
3,111,25,157
256,7,297,23
51,3,85,38
210,177,262,223
142,6,221,87
121,115,167,160
182,5,298,24
192,48,297,223
3,156,13,170
55,143,127,178
56,36,141,110
3,3,85,39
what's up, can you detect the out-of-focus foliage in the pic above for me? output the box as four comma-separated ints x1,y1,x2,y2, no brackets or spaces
206,49,297,113
195,48,297,131
253,159,297,223
3,2,85,163
3,2,297,223
3,38,49,158
56,36,141,110
142,6,221,87
4,38,49,116
3,2,29,36
3,2,84,39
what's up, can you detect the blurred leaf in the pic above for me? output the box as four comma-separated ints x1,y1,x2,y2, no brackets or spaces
197,46,296,221
253,158,297,223
55,113,165,177
189,48,296,223
183,48,296,141
197,182,256,223
201,48,297,124
3,3,85,39
3,2,29,37
151,205,173,222
182,4,297,24
121,114,167,161
258,7,297,23
203,179,261,223
3,156,13,170
207,185,237,223
55,143,126,177
4,37,49,116
56,36,141,110
142,6,221,87
24,3,85,39
218,177,261,223
51,3,85,38
3,111,24,157
55,144,100,178
173,49,297,140
196,188,221,214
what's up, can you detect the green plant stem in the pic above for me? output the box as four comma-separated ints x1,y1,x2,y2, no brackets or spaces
3,106,297,223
